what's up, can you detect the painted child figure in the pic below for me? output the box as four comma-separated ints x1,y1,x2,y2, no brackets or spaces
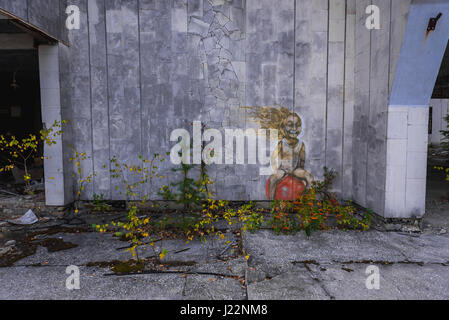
268,113,314,200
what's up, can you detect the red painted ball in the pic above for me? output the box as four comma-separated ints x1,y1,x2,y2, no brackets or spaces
266,175,307,201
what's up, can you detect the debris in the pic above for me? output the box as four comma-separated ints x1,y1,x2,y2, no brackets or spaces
217,241,234,257
0,246,11,256
0,189,20,196
7,209,38,225
39,238,78,252
174,248,190,254
28,181,44,192
5,240,16,247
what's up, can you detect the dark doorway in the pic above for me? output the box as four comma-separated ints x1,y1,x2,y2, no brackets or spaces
428,40,449,202
0,19,43,189
425,41,449,230
0,50,42,137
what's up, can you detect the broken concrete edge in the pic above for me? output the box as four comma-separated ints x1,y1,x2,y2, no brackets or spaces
0,196,68,219
1,194,422,233
348,201,422,233
369,211,422,233
0,197,365,220
0,199,270,219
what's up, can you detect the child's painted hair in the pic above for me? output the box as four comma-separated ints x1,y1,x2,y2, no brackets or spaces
243,106,302,139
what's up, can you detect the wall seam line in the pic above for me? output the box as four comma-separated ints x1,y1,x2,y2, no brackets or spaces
383,0,393,214
364,0,373,206
341,0,348,198
103,0,112,199
137,0,144,197
293,0,296,113
87,0,95,197
324,0,330,170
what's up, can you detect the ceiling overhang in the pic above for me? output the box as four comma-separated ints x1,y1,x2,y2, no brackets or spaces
0,8,65,46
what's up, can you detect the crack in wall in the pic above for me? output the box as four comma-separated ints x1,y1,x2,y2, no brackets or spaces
191,0,245,125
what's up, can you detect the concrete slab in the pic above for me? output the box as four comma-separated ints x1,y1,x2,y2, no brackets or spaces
14,232,132,266
247,267,331,300
306,262,449,300
2,218,449,300
0,223,247,300
243,229,449,278
183,275,246,300
0,266,184,300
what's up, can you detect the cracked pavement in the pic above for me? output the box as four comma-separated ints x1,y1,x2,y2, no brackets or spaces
244,229,449,300
1,204,449,300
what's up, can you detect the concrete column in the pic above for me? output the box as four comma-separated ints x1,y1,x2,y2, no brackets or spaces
385,106,429,218
38,45,70,206
384,1,449,218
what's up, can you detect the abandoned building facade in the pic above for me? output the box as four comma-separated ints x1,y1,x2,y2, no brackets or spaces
1,0,448,220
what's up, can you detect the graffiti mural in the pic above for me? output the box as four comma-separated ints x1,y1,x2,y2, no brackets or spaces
245,107,314,201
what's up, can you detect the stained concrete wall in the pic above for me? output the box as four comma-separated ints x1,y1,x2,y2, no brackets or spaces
0,0,68,42
352,0,413,215
54,0,360,202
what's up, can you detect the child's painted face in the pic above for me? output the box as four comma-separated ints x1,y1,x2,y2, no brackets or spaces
283,115,302,140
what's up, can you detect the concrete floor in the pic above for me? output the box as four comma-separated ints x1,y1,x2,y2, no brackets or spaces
0,207,448,300
1,151,449,300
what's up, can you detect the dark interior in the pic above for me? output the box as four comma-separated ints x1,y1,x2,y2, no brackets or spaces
427,41,449,203
0,20,42,184
0,50,41,137
433,40,449,99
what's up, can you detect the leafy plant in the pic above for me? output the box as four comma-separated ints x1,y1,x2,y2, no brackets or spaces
160,124,212,215
434,166,449,182
95,204,153,260
92,193,111,212
69,149,95,214
187,198,265,245
110,154,165,202
158,161,205,213
243,205,264,233
95,154,166,261
159,142,209,215
311,166,338,201
268,168,372,236
0,120,66,194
